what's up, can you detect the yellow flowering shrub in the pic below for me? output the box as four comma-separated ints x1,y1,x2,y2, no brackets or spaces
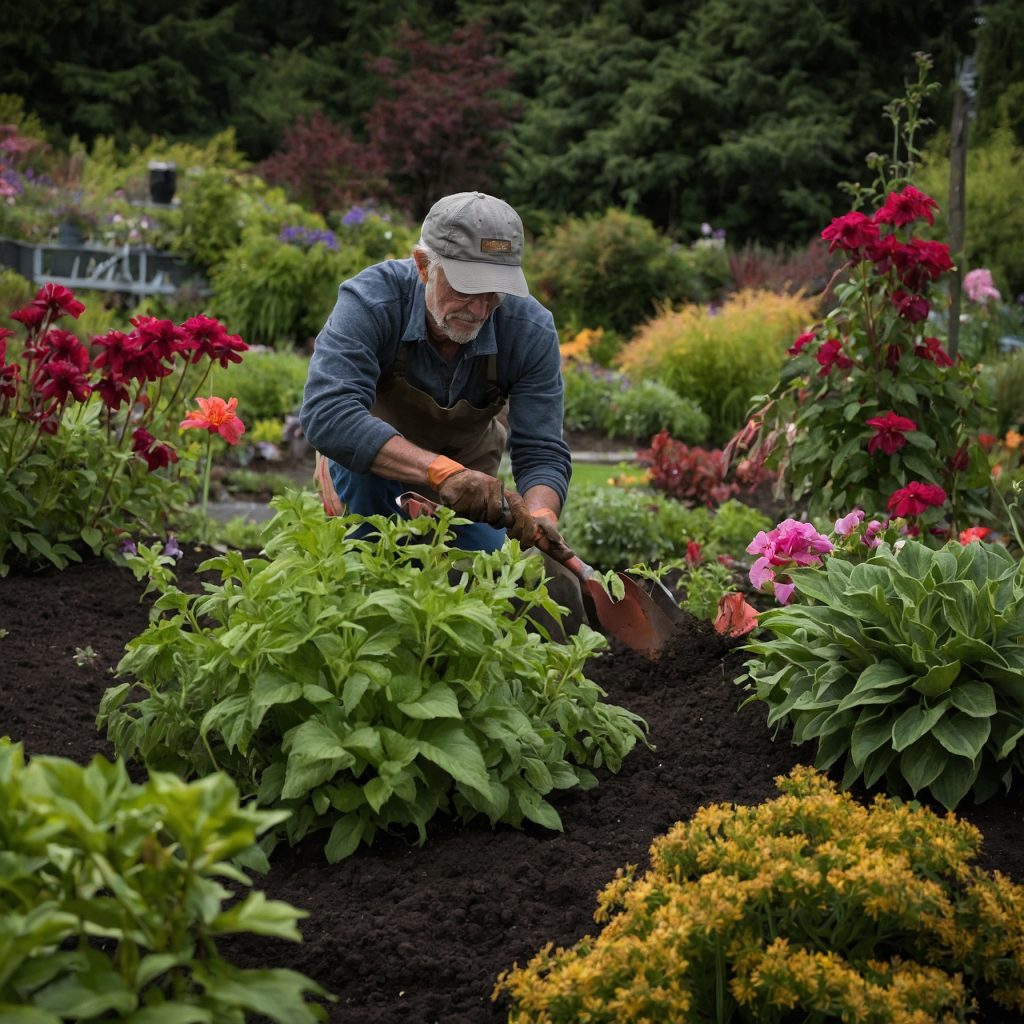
494,767,1024,1023
615,288,817,443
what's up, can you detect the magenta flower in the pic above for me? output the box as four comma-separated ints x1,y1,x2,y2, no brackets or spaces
788,331,816,356
887,482,947,518
816,338,853,376
866,412,918,456
834,508,865,536
873,186,939,228
891,290,930,323
914,336,953,367
821,212,879,255
747,519,833,601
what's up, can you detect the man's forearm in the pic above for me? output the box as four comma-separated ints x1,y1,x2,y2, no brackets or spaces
522,484,562,519
369,435,439,487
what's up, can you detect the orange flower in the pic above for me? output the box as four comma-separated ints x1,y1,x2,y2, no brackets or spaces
1005,429,1023,451
713,592,759,638
959,526,991,545
180,395,245,445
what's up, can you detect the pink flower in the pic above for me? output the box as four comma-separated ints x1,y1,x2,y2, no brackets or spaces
873,186,939,228
866,412,918,455
713,592,759,638
834,508,865,536
747,519,832,595
774,581,796,605
887,482,947,518
816,338,853,376
863,520,884,548
963,268,1001,305
180,395,246,445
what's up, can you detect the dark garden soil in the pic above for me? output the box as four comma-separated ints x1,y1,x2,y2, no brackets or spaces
3,548,1024,1024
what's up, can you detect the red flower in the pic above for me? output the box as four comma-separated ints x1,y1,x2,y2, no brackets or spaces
93,376,131,411
685,541,702,566
788,331,815,356
914,336,953,367
0,360,19,402
180,395,246,445
978,433,996,452
34,283,86,320
887,481,947,518
35,359,91,405
129,315,191,364
816,338,853,376
820,212,879,255
10,303,46,330
180,315,248,367
873,186,939,228
132,428,179,471
30,328,90,375
885,344,901,371
891,290,930,323
865,233,902,273
896,239,954,291
949,446,970,472
866,412,918,455
959,526,991,545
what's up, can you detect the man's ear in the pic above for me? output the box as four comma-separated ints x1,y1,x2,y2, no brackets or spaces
412,250,430,284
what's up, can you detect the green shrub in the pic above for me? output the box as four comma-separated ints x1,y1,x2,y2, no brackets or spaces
918,127,1024,298
209,230,357,347
561,364,709,444
495,766,1024,1022
981,349,1024,436
738,539,1024,809
602,378,709,445
527,208,708,337
0,739,329,1022
208,348,310,421
617,288,817,443
100,491,646,862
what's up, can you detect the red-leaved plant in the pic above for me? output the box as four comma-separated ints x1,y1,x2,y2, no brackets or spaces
0,283,248,574
638,430,775,508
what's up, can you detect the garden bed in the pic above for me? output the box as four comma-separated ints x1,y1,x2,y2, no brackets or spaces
2,548,1023,1023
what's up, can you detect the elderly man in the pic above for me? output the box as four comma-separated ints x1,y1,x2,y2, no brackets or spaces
301,191,571,554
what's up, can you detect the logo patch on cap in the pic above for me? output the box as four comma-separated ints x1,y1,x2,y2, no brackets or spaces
480,238,512,253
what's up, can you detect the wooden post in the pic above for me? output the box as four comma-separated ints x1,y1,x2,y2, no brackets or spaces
947,80,969,359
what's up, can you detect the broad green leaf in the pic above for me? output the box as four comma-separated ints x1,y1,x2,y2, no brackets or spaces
34,971,138,1018
416,721,492,796
80,526,103,552
341,673,371,715
911,661,961,698
891,701,949,752
932,713,991,761
134,953,189,989
928,756,977,810
850,711,893,769
325,814,365,863
0,1007,63,1024
900,734,948,794
210,892,305,940
397,683,461,720
949,680,997,718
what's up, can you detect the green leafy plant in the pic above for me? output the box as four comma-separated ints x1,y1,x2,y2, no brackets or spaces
495,766,1024,1022
99,491,646,862
0,738,329,1022
207,349,309,422
0,285,247,574
528,208,708,337
737,539,1024,808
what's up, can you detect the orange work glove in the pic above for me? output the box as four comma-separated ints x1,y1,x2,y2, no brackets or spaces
429,456,505,525
528,505,574,562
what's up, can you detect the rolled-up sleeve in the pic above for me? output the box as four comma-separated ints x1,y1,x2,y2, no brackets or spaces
300,270,404,474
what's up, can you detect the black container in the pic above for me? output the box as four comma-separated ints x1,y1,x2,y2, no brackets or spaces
148,161,177,204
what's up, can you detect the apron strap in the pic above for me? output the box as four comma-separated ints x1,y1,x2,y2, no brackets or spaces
385,343,502,401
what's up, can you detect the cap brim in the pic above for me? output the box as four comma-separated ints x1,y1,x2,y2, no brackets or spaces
439,257,530,298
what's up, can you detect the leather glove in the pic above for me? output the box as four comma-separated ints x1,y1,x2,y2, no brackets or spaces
502,489,536,546
436,468,506,525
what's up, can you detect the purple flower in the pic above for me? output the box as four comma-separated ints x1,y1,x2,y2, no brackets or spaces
342,206,369,226
162,536,182,559
119,538,138,556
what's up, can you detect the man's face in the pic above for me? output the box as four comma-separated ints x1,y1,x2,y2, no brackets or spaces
421,261,503,346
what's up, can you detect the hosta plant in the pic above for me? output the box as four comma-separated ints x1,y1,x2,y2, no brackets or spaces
0,739,328,1022
0,283,248,574
100,491,647,862
737,538,1024,808
495,767,1024,1022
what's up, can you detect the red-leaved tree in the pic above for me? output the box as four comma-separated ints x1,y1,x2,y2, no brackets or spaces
365,21,517,217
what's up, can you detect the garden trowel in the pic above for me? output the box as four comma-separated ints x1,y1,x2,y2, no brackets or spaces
396,491,683,659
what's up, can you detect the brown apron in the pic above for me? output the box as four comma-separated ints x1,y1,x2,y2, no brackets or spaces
315,344,507,513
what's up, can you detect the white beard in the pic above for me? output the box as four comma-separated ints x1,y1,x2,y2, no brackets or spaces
425,282,485,345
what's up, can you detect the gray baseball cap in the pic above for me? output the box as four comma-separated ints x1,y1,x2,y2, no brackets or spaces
420,191,529,297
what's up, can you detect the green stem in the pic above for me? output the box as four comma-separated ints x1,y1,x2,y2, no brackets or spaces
200,430,213,520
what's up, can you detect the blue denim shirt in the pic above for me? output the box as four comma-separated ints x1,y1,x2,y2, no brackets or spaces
301,258,571,502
